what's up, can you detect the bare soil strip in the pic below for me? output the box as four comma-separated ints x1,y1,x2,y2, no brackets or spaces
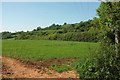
1,56,79,78
21,58,78,68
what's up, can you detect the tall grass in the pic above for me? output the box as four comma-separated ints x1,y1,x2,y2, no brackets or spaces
2,40,99,61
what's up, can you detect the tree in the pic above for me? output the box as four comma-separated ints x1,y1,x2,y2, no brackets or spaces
95,2,120,79
97,2,120,58
37,26,42,31
2,32,13,39
63,22,67,25
78,2,120,79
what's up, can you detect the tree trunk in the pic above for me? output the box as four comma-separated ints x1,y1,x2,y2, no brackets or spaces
115,28,120,58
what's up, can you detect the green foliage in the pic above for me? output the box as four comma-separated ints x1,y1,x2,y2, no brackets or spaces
97,43,120,79
96,2,120,79
78,2,120,79
44,24,62,30
77,43,120,79
37,26,42,31
2,19,99,42
51,64,73,73
97,2,120,31
2,32,13,39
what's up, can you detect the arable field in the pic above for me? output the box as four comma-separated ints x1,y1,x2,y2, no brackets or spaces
2,40,100,78
0,40,1,54
2,40,99,61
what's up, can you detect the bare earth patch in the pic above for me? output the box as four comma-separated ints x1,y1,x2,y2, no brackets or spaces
1,56,79,78
21,58,78,68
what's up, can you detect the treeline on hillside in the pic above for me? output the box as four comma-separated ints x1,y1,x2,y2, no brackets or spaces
2,18,102,42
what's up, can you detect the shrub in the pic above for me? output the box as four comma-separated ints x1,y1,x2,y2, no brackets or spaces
77,42,120,79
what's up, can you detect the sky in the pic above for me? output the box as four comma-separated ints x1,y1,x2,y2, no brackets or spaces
0,1,1,53
1,2,100,32
1,0,101,2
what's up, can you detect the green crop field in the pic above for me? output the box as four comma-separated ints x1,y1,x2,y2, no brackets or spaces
2,40,100,61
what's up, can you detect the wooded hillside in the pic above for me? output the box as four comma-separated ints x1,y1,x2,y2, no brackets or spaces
2,18,101,42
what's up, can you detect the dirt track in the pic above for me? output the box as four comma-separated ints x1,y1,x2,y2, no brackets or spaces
1,56,79,78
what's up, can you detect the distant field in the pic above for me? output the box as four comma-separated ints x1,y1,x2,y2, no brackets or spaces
2,40,100,61
0,40,2,55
